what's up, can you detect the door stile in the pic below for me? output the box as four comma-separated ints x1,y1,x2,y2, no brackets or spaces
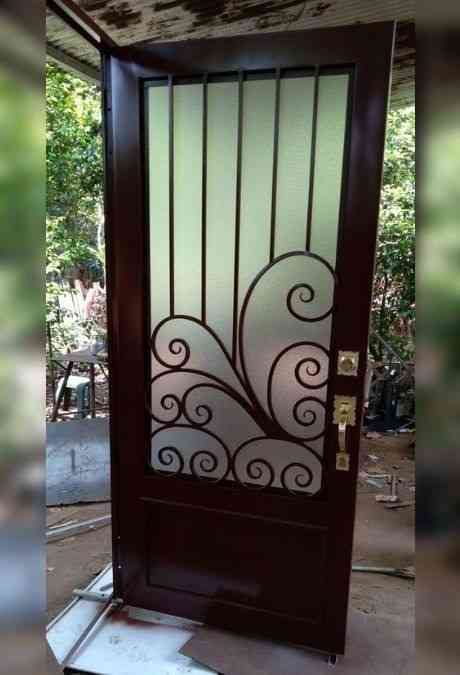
105,53,152,598
102,52,123,595
321,25,396,652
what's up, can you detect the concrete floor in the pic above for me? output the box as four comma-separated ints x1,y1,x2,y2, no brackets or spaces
47,434,415,672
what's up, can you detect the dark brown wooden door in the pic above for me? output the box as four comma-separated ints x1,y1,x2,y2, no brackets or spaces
105,22,394,656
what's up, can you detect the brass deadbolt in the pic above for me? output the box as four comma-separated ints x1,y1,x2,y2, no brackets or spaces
337,351,359,376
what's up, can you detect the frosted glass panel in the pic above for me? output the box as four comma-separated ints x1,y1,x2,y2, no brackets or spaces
173,83,203,316
310,74,349,266
275,76,314,256
238,78,275,325
147,71,351,496
148,86,170,329
206,81,239,354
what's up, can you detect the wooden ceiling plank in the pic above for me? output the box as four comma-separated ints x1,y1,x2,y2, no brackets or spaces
46,42,101,84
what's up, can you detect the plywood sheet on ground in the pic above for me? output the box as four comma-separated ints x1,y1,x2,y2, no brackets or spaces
180,608,414,675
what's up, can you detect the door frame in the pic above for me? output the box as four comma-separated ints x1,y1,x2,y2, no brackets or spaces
103,22,395,654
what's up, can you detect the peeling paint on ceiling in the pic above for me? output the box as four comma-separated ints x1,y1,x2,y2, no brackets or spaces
80,0,110,11
100,1,143,28
46,0,415,106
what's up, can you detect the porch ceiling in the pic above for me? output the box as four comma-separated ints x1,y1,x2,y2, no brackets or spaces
46,0,415,107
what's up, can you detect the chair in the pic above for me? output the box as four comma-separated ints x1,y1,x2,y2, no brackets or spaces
56,375,91,419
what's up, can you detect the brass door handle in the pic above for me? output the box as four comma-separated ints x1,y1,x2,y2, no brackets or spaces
333,396,357,472
338,420,347,454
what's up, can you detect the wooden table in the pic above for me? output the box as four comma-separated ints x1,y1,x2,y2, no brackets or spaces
51,348,108,421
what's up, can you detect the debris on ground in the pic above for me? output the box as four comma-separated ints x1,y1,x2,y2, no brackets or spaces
376,494,399,503
384,501,415,510
47,514,111,543
352,564,415,580
48,519,78,530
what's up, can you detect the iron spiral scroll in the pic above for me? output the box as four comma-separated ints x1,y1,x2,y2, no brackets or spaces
149,251,336,496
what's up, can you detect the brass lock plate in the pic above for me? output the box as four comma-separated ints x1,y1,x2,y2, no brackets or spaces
337,351,359,377
333,395,357,426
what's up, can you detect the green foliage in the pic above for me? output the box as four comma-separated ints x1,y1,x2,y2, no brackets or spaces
371,107,415,361
46,62,103,354
46,62,103,279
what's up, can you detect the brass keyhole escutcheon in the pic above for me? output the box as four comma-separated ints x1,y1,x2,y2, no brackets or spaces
341,356,354,372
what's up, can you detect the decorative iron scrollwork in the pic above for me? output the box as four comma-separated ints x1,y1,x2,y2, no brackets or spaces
149,251,336,496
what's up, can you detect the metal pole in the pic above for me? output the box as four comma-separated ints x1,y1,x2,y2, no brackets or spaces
60,599,119,670
47,321,56,406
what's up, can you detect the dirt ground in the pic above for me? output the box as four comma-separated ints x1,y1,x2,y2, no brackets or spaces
47,502,112,622
352,433,415,625
47,433,415,662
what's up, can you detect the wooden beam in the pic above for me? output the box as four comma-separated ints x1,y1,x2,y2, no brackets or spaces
47,42,101,84
51,0,117,48
47,0,116,52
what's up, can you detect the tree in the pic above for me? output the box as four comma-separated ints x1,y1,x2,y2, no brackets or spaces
46,62,103,286
46,63,104,354
371,107,415,361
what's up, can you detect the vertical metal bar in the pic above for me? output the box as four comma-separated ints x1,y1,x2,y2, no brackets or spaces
90,363,96,418
306,66,320,251
270,68,281,263
201,73,208,325
232,70,244,365
47,321,56,405
168,75,175,317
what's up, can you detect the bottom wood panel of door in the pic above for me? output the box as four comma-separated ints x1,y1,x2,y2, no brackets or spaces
122,498,346,654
